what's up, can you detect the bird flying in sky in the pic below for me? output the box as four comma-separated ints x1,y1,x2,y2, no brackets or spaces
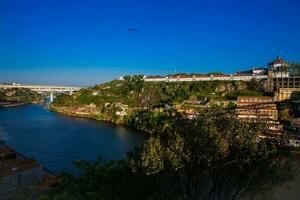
127,27,140,32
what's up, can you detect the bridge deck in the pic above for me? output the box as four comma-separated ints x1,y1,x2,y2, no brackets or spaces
0,84,82,92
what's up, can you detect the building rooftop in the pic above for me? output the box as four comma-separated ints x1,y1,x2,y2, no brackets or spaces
145,75,166,79
212,74,230,77
268,56,288,66
253,67,266,70
237,96,273,99
168,74,191,78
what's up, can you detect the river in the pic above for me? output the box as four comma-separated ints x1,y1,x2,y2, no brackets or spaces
0,104,146,175
0,105,299,199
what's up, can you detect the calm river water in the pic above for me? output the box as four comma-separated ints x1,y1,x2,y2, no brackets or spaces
0,105,299,199
0,105,145,175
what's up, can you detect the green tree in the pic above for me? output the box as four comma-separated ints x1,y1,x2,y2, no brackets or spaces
248,78,262,92
135,109,294,199
140,83,162,110
289,63,300,76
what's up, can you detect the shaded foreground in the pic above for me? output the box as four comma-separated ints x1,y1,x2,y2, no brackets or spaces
0,142,58,200
40,109,296,200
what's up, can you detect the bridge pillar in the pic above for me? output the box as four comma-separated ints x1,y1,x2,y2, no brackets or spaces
50,92,54,103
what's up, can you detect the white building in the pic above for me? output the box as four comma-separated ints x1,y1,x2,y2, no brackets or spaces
252,67,267,75
143,74,267,82
268,56,290,78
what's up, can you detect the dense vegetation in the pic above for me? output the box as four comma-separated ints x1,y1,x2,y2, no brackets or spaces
290,63,300,76
51,76,265,125
0,88,42,104
53,76,265,106
39,109,294,200
278,100,300,123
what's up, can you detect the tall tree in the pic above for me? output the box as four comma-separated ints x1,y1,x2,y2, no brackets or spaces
139,83,162,110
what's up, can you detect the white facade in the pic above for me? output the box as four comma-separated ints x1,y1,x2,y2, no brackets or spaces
273,71,290,78
252,68,267,75
273,63,285,68
144,75,267,82
144,76,168,82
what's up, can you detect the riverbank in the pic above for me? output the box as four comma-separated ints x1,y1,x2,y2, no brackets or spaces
50,105,154,137
0,101,28,108
50,103,140,125
0,101,42,108
0,88,43,108
50,104,166,135
49,104,100,121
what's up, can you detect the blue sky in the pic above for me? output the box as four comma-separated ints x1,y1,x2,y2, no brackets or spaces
1,0,300,86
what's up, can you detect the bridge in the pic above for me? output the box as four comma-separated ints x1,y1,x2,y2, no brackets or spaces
0,84,83,102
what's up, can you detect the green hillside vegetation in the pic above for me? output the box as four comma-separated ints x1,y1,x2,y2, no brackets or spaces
289,63,300,76
51,76,265,127
0,88,42,104
278,100,300,123
53,76,264,107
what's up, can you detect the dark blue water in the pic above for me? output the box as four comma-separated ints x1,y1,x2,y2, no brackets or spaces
0,105,146,175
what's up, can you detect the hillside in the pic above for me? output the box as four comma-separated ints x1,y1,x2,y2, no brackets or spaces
50,76,265,128
0,88,43,107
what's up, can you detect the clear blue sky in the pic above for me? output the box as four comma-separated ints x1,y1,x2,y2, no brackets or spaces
1,0,300,86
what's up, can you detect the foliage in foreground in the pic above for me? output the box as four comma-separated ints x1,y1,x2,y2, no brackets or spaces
41,109,294,200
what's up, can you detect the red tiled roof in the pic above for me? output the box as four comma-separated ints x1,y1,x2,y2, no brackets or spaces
268,56,288,66
193,74,210,77
253,68,265,70
145,76,166,79
211,74,230,77
168,75,191,78
234,74,252,76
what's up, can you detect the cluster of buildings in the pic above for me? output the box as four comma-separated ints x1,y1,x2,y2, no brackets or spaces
235,95,300,147
0,144,58,197
291,118,300,132
234,56,300,135
142,56,300,104
143,73,267,82
265,57,300,101
121,57,300,137
236,96,283,133
143,56,300,103
143,60,270,83
160,57,300,136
